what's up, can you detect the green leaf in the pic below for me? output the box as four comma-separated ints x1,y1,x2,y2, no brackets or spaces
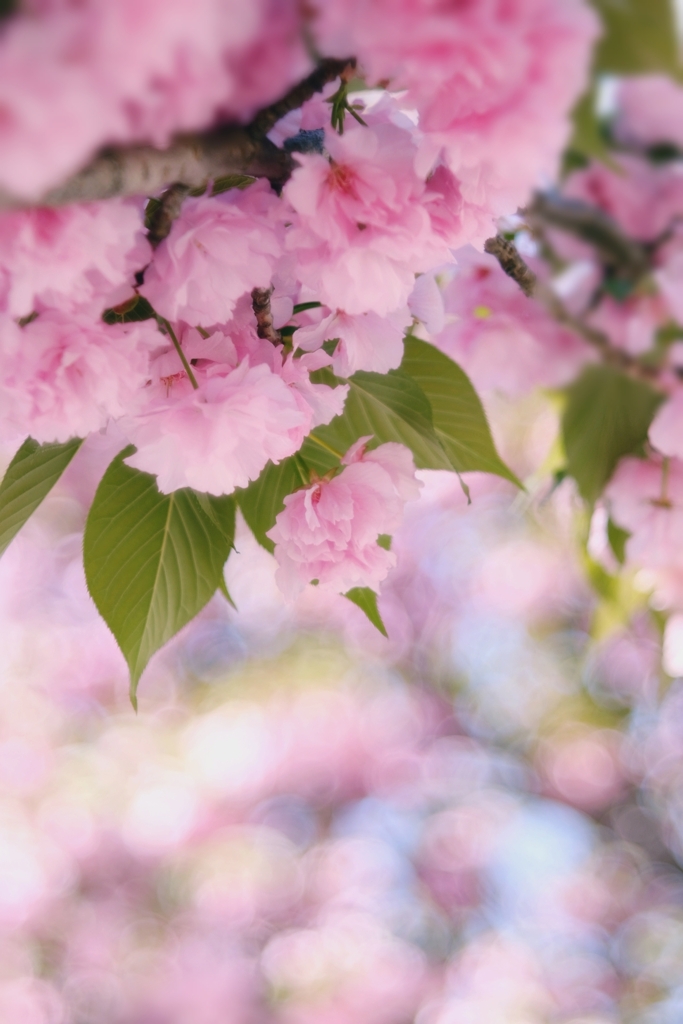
590,0,682,79
562,365,663,504
607,517,631,565
0,437,82,557
400,336,521,486
236,454,310,552
102,294,155,324
344,587,388,637
84,448,236,704
314,367,452,471
377,534,392,551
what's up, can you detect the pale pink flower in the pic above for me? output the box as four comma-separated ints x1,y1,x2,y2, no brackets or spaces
284,119,453,316
174,298,350,428
141,182,284,327
124,359,313,495
586,295,668,357
218,0,311,124
277,349,350,427
654,230,683,326
433,249,590,396
605,456,683,571
120,315,342,496
295,307,411,376
560,156,683,247
649,390,683,461
313,0,599,221
267,438,422,597
408,271,447,336
0,199,150,318
614,74,683,152
0,310,157,443
0,0,303,199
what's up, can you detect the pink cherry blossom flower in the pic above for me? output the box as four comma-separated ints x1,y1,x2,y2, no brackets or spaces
0,0,306,200
586,295,668,357
267,438,422,597
0,310,158,444
560,155,683,247
614,74,683,152
120,315,342,495
284,118,453,317
0,199,150,318
313,0,599,221
432,249,590,396
295,307,411,376
141,181,285,327
123,358,312,494
649,390,683,461
605,456,683,571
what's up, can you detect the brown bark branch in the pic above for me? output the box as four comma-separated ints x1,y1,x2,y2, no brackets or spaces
0,57,354,210
525,192,651,282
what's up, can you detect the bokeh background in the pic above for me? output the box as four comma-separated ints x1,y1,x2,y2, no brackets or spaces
0,390,681,1024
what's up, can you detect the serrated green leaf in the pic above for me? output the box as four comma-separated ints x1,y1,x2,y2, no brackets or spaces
0,437,82,557
344,587,388,637
400,336,521,486
236,454,310,552
314,367,452,471
590,0,682,79
84,448,236,703
562,365,663,504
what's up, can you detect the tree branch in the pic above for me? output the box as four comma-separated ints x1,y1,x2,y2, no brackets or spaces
484,234,660,385
0,57,354,210
249,56,355,137
525,191,651,282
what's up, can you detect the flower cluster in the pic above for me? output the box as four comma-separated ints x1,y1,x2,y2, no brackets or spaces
0,0,601,609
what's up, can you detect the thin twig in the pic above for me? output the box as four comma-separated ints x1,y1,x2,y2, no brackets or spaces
484,234,661,385
525,191,650,282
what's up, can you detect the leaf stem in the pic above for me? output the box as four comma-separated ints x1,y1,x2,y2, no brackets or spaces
307,433,344,459
161,318,199,390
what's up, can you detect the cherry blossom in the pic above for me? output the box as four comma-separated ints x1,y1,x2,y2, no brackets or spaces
649,392,683,462
614,74,683,152
312,0,599,223
295,307,412,376
141,181,285,327
606,456,683,572
0,199,150,318
267,438,422,597
283,117,454,317
0,0,308,200
0,311,157,444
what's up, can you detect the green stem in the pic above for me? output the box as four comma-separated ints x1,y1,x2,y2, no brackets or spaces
161,318,199,390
